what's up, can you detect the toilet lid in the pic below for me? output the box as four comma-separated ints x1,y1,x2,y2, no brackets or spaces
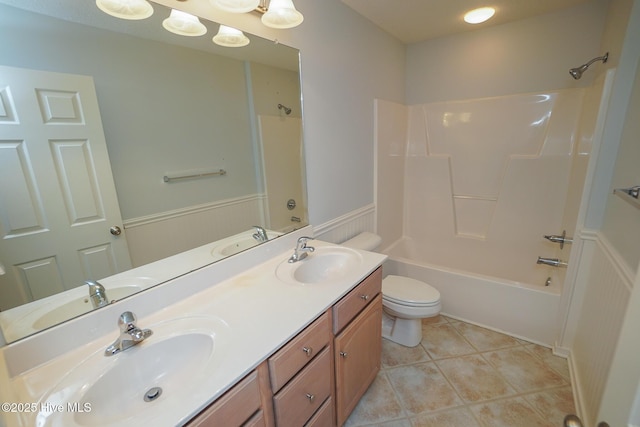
382,275,440,307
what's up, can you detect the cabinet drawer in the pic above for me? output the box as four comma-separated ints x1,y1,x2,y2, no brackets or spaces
304,396,334,427
244,410,266,427
188,370,261,426
273,346,332,426
268,311,330,392
333,267,382,333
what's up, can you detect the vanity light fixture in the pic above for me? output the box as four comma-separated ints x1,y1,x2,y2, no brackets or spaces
209,0,260,14
213,25,250,47
163,9,207,36
210,0,304,29
95,0,153,20
260,0,304,29
463,7,495,24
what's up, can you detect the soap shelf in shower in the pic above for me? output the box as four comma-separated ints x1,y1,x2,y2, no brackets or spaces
613,186,640,211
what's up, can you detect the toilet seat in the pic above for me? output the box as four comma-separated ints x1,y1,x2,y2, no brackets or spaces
382,275,440,307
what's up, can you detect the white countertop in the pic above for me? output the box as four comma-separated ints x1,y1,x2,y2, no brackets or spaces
0,233,386,427
0,229,283,344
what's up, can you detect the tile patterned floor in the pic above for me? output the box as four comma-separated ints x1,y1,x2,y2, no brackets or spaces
344,315,575,427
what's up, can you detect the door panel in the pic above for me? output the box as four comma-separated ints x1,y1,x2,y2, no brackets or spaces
0,65,131,311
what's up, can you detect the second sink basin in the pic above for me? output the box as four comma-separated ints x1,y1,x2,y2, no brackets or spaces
276,246,364,285
36,315,230,427
32,285,142,331
211,236,261,257
210,230,283,258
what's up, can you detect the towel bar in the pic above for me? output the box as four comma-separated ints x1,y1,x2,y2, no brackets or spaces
163,169,226,183
613,186,640,210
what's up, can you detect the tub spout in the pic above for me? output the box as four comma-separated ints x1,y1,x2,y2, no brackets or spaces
537,257,568,268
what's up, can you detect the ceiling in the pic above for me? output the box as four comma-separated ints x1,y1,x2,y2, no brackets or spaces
340,0,591,44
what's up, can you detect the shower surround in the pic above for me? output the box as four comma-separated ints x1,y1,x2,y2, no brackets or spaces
376,89,587,345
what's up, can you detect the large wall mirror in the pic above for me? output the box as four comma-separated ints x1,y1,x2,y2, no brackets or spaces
0,0,307,343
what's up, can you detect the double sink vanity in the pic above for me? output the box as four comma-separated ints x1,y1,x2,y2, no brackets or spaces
0,227,387,426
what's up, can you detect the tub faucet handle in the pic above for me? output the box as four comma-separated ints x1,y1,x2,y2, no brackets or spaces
543,230,573,249
537,257,568,268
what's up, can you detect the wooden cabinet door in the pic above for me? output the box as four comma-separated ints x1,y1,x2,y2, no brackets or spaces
334,295,382,426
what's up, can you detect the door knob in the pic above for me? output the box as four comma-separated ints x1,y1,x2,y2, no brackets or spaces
564,414,609,427
109,226,122,236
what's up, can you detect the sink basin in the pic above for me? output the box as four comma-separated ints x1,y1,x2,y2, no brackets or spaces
36,316,230,427
32,285,142,330
210,230,282,258
276,246,364,285
211,236,261,257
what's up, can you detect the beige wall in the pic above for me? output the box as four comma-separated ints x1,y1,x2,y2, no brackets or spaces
584,0,636,227
153,0,408,227
0,5,261,220
559,1,640,423
405,1,608,104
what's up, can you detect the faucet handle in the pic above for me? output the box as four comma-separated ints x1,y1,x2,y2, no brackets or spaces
297,236,313,247
252,225,268,242
118,311,137,330
86,280,109,309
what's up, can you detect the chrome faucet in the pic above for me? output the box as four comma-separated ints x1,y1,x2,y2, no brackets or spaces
105,311,153,356
288,236,315,263
543,230,573,249
537,257,568,268
252,225,268,242
86,280,109,309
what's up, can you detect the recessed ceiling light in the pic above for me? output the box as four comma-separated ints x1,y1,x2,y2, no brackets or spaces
464,7,495,24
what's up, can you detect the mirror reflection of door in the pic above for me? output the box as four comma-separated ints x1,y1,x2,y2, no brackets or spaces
0,65,131,311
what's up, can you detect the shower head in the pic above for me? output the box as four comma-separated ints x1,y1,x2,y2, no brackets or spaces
569,52,609,80
278,103,292,115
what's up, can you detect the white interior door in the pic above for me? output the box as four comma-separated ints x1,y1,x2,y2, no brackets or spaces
0,65,131,311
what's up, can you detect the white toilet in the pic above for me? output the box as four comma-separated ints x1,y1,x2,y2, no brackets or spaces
342,232,441,347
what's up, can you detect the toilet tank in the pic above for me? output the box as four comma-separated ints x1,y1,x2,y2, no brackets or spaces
341,232,382,251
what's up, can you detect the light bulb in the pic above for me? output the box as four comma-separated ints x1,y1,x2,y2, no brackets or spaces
213,25,250,47
262,0,303,29
96,0,153,20
163,9,207,36
464,7,495,24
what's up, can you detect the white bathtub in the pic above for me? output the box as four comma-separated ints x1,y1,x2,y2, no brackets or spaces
382,238,560,346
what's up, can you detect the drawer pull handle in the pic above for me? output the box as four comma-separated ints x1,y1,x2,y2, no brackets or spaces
360,294,369,301
340,351,348,358
306,393,315,402
302,346,313,357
